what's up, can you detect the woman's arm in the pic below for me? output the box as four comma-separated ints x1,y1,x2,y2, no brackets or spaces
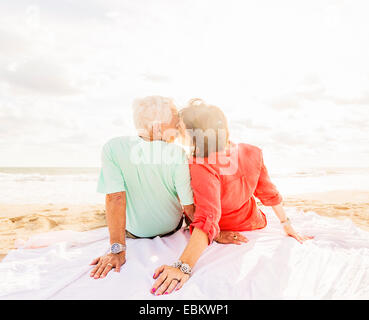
272,203,313,243
254,151,313,243
271,202,288,222
150,227,209,295
151,164,223,295
179,227,209,268
184,204,248,245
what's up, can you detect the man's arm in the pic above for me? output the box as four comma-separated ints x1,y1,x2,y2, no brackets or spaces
105,192,127,245
89,191,127,279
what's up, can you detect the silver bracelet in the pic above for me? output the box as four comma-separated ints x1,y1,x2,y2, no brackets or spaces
171,260,182,268
179,263,192,276
171,260,192,276
280,217,291,226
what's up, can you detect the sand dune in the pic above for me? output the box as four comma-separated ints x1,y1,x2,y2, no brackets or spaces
1,190,369,261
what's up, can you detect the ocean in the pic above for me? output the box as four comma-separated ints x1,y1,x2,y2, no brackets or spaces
0,167,103,204
1,166,369,205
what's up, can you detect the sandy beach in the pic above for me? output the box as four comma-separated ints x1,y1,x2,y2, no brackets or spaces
0,203,107,262
1,189,369,262
283,190,369,231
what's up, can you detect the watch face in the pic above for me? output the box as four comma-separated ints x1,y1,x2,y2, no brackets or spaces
180,263,191,275
111,243,120,254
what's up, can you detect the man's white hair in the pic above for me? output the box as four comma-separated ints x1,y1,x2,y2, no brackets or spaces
132,96,175,131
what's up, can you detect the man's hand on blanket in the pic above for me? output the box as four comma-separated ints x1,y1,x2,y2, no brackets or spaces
89,252,126,279
151,265,190,295
283,224,314,244
215,231,248,245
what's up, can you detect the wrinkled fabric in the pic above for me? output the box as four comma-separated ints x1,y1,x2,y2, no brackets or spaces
1,207,369,300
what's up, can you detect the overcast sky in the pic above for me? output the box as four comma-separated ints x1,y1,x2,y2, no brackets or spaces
0,0,368,170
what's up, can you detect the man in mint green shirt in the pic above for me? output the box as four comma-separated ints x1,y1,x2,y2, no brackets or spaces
97,135,194,237
90,96,194,279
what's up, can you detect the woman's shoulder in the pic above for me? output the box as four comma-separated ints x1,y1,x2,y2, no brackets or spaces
189,159,219,177
235,142,262,155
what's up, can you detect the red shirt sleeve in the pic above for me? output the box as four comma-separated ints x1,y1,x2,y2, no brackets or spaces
254,151,283,206
189,164,221,244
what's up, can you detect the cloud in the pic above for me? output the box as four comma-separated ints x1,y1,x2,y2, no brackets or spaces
230,119,272,130
0,0,110,23
1,59,80,95
332,93,369,106
0,0,369,167
269,76,327,110
270,96,300,110
0,28,28,55
141,73,171,83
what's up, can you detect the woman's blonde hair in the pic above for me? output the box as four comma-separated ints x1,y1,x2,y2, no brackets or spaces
180,98,229,157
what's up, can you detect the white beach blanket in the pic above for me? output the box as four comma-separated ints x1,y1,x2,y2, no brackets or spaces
1,207,369,300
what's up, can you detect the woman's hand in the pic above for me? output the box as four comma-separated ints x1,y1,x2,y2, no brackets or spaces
151,265,190,295
89,252,126,279
214,231,248,245
283,224,314,244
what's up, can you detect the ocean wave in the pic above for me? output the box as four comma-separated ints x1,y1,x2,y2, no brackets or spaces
0,172,98,182
1,167,368,183
270,167,369,179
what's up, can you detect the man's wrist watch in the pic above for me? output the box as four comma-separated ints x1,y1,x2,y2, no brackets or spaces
110,243,126,254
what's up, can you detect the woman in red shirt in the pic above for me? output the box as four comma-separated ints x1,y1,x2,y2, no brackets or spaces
151,99,312,295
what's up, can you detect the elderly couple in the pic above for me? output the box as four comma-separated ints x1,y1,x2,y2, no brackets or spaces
89,96,312,295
